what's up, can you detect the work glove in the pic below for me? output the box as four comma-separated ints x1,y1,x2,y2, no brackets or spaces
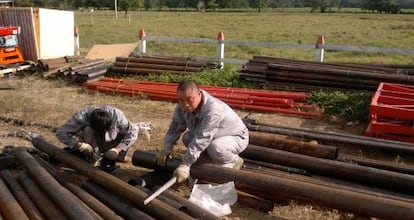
78,142,93,154
155,149,171,167
104,148,119,160
173,164,190,183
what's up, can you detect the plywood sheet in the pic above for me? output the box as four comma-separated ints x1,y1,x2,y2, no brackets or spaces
85,42,138,62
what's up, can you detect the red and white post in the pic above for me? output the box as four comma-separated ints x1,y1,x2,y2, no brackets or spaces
316,35,325,62
217,32,225,69
74,26,80,56
139,29,147,54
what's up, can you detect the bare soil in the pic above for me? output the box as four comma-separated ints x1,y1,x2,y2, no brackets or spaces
0,74,409,220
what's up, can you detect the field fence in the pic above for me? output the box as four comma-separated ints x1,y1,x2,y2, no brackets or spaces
136,29,414,68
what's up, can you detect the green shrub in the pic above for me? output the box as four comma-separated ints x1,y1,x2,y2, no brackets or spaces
306,90,372,122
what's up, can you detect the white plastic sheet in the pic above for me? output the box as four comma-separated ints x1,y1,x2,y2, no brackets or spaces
189,181,238,217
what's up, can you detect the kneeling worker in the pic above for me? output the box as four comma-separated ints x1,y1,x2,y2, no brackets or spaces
56,105,138,173
155,80,249,183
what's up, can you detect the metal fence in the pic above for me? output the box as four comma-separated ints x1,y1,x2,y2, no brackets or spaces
137,29,414,68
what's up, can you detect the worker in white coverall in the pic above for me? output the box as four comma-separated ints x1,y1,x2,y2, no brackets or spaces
56,105,138,174
155,80,249,183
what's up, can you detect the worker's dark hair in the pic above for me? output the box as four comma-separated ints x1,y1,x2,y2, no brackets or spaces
89,108,111,136
177,80,199,92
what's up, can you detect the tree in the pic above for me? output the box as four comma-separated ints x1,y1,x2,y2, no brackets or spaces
206,0,218,10
249,0,270,12
118,0,139,16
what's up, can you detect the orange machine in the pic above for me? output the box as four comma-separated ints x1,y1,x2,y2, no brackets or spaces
0,26,24,64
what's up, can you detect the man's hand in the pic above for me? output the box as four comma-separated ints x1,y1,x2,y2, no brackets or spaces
173,164,190,183
155,149,171,167
78,142,93,154
104,148,120,160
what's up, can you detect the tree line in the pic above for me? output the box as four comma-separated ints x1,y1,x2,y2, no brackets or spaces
12,0,414,14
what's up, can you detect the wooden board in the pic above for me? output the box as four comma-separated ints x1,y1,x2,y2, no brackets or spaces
85,42,138,62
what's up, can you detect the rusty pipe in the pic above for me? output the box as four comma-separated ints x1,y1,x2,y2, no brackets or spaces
246,122,414,155
243,159,309,176
36,157,122,220
13,148,96,220
132,150,414,220
0,176,29,220
241,144,414,194
338,154,414,175
18,173,70,220
0,170,44,220
236,190,274,212
249,131,338,159
30,136,194,220
82,180,155,220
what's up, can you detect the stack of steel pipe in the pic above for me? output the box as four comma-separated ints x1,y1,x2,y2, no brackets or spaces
245,118,414,155
238,56,414,92
83,77,322,117
110,54,220,76
42,58,110,83
28,136,209,220
131,150,414,220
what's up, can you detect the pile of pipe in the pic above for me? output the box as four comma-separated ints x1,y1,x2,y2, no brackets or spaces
131,118,414,220
39,58,111,83
109,54,221,76
238,56,414,92
0,138,222,220
83,77,322,117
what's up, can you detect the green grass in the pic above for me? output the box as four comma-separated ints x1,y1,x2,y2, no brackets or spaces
76,10,414,65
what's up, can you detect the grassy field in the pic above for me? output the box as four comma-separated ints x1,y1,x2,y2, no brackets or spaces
75,10,414,65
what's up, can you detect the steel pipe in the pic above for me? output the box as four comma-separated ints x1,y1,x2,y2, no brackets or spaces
13,148,96,220
241,144,414,194
249,131,338,159
236,190,274,212
36,158,122,220
18,173,70,220
338,154,414,175
0,170,44,220
0,176,29,220
131,150,414,220
246,122,414,155
30,136,194,220
82,180,155,220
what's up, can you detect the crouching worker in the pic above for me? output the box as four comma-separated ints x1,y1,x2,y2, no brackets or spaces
56,105,138,174
155,80,249,184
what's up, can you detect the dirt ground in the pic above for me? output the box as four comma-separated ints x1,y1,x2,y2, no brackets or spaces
0,73,409,219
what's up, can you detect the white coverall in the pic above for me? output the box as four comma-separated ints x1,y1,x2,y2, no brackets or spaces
56,105,138,153
163,90,249,167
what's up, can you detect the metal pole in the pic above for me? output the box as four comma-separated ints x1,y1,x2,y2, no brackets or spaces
217,32,224,69
114,0,118,20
